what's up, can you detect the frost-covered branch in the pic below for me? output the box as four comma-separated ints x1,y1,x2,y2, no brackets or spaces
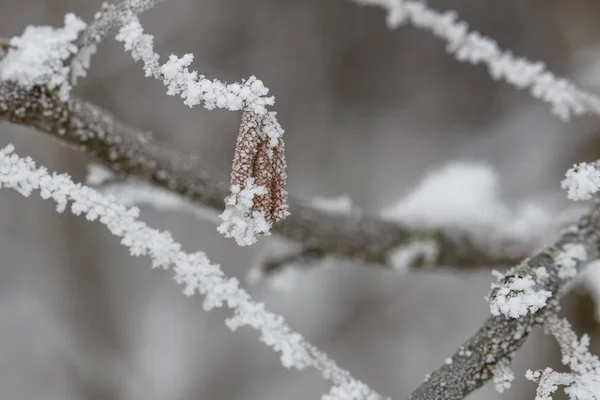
407,200,600,400
351,0,600,121
0,81,547,272
0,144,388,400
527,314,600,400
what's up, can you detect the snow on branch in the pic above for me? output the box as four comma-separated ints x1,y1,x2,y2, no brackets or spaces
562,161,600,201
527,314,600,400
489,243,587,319
489,273,552,319
351,0,600,121
113,13,277,114
0,144,387,400
0,13,86,100
382,162,555,269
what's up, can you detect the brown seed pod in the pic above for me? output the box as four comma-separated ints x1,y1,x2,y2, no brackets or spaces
228,110,288,230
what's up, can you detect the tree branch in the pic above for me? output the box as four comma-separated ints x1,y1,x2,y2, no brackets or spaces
0,81,533,271
407,202,600,399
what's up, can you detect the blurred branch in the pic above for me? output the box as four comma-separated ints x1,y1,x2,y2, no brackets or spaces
408,203,600,400
74,0,166,50
351,0,600,122
261,248,327,276
68,0,166,84
0,81,533,272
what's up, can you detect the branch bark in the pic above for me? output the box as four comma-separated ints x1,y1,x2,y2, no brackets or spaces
0,81,531,271
407,202,600,399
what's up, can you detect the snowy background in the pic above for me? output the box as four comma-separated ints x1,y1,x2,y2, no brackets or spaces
1,0,600,398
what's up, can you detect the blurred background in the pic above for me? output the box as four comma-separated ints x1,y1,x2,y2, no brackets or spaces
2,0,600,399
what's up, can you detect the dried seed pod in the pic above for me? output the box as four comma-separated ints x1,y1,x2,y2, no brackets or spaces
218,110,289,246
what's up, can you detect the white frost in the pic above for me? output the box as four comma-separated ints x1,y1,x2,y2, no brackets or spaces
0,13,86,100
489,244,587,319
489,274,551,318
115,16,275,115
562,162,600,201
527,315,600,400
217,178,271,246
